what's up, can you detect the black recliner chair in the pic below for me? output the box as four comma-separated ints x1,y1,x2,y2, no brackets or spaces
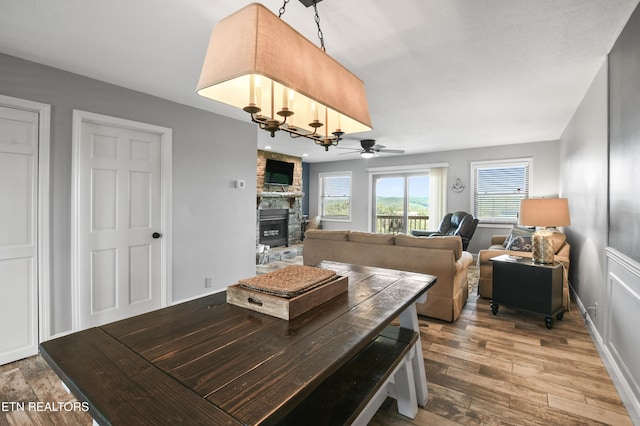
411,211,478,250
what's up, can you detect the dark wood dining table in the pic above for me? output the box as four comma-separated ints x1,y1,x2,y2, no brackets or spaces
40,261,436,425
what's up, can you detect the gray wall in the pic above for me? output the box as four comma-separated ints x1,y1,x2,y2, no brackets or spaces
0,53,258,335
609,3,640,263
309,140,561,254
559,60,609,328
607,7,640,419
560,56,640,424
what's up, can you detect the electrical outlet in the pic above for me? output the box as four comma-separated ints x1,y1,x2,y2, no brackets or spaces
205,276,214,288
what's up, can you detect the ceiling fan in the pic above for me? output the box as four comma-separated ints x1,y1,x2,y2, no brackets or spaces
336,139,405,158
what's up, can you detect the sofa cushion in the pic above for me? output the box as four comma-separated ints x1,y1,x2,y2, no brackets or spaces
304,229,349,241
348,231,395,245
395,234,462,260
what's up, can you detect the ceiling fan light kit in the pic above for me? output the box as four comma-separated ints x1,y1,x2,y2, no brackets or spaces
360,149,375,159
196,2,372,151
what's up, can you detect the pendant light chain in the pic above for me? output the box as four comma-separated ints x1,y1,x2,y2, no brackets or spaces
313,1,326,52
278,0,326,52
278,0,289,18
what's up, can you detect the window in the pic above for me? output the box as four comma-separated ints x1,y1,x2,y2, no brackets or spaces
368,164,448,233
319,172,351,221
471,159,531,224
373,173,429,234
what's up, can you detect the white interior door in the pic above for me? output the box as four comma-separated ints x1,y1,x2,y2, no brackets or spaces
75,113,170,329
0,105,39,365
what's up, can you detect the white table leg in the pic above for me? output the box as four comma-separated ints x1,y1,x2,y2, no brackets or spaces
399,300,428,406
394,351,418,418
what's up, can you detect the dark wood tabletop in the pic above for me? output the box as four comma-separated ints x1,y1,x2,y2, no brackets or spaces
40,261,436,425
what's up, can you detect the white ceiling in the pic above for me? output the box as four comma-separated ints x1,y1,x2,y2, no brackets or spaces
1,0,638,162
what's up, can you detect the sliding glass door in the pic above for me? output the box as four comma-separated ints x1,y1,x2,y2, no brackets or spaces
373,174,430,234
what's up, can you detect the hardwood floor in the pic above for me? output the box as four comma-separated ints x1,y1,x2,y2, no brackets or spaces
0,259,632,425
0,355,92,425
371,288,632,425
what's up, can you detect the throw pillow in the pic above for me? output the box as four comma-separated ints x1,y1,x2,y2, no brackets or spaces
503,226,535,248
505,235,533,252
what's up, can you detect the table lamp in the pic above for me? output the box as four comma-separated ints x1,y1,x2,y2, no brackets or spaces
519,198,571,263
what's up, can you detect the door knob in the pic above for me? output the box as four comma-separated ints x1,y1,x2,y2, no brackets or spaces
152,232,162,239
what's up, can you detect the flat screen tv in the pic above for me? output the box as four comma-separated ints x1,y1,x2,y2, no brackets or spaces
264,159,294,186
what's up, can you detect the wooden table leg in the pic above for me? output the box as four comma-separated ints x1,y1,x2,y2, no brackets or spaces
398,298,428,406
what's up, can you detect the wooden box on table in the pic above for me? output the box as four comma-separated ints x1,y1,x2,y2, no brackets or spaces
227,265,348,320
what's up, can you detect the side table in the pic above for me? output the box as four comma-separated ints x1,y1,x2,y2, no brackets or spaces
490,254,564,329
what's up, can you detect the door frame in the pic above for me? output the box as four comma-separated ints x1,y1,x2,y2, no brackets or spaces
0,94,51,343
71,110,172,332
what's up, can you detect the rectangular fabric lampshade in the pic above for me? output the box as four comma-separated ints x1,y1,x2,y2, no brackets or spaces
519,198,570,263
196,3,372,138
519,198,571,228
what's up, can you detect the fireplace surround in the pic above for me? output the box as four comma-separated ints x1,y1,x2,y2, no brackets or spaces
256,150,304,248
258,208,289,248
256,192,303,248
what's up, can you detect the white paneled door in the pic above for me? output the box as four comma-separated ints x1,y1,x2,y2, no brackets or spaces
74,112,171,329
0,105,39,365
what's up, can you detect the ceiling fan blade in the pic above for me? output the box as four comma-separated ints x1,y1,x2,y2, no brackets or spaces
376,149,405,154
337,150,359,155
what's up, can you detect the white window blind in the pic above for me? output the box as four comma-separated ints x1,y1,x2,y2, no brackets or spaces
319,172,351,220
471,160,531,223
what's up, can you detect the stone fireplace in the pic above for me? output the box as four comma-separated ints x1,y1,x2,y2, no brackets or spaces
256,150,304,248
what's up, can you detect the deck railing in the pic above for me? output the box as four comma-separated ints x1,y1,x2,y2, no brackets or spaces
375,215,430,234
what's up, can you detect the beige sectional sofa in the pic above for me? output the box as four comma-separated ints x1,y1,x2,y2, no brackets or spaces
302,229,474,322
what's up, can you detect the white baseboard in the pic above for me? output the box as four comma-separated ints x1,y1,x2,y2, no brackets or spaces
571,285,640,425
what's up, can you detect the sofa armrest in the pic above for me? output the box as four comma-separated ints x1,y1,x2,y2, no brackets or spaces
491,235,508,246
477,248,513,264
555,242,570,262
455,252,474,273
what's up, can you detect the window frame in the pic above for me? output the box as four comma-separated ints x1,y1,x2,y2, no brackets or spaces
470,158,533,225
318,171,352,222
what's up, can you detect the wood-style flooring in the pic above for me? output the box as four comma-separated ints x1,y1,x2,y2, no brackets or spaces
0,259,632,425
371,285,633,425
